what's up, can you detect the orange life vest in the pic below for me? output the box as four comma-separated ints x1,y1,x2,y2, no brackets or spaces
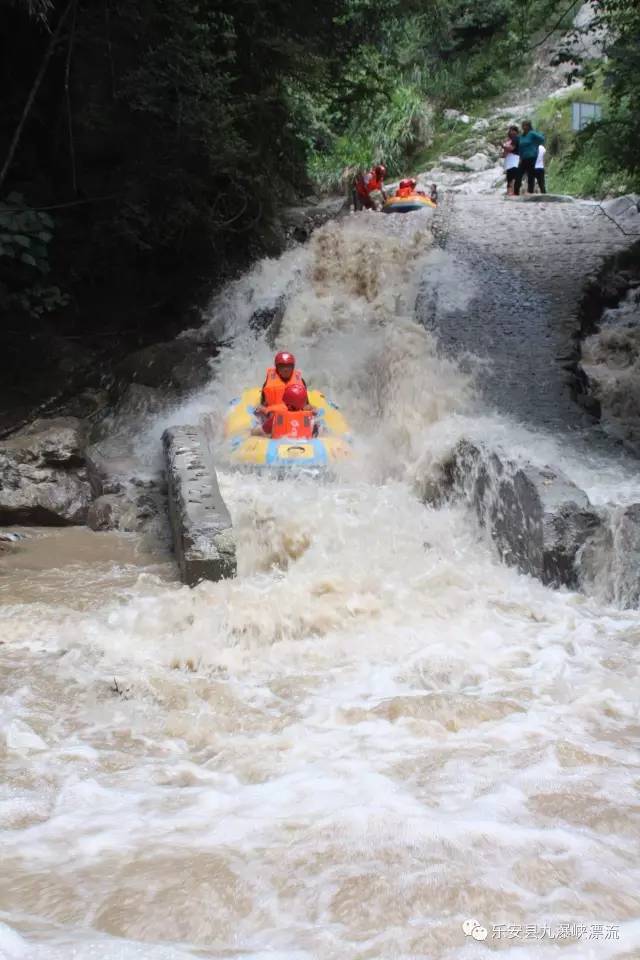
271,409,313,440
356,169,383,198
396,179,416,198
262,367,303,408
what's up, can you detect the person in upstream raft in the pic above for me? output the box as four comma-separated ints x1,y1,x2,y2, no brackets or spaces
354,164,387,210
514,119,545,195
502,125,520,196
254,351,306,417
252,383,318,439
395,177,418,198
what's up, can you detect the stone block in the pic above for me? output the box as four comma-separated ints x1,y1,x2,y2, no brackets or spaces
163,423,236,586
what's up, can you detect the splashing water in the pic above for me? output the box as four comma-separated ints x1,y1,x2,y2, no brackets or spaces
2,210,640,960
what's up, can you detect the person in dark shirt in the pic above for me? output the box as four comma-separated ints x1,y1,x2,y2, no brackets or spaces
515,120,545,196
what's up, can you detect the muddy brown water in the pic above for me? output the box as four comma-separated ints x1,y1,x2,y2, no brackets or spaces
1,211,640,960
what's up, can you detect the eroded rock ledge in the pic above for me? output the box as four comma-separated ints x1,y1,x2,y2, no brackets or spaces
429,440,640,606
572,234,640,454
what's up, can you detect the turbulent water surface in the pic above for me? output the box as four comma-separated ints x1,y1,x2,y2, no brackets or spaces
2,212,640,960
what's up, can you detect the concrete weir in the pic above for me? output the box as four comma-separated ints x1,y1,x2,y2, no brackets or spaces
162,422,236,586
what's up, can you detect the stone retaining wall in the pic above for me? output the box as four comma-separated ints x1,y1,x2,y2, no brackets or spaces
163,423,236,586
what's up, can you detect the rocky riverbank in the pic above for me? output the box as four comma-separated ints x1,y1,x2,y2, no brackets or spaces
2,188,639,604
426,438,640,608
571,218,640,455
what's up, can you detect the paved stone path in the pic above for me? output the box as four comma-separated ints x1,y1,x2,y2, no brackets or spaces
423,194,635,432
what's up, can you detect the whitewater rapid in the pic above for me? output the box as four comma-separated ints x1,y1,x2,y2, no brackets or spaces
1,211,640,960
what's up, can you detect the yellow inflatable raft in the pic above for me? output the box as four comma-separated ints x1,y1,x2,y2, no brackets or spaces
223,387,352,468
383,193,436,214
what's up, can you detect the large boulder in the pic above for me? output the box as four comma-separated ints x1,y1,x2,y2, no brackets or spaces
0,418,92,525
600,195,640,232
436,440,601,588
440,156,469,172
464,152,492,173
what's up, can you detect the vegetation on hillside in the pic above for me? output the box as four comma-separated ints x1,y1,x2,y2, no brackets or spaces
303,0,574,189
552,0,640,198
0,0,638,416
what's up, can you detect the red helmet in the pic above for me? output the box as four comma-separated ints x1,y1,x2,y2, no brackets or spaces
283,382,308,410
275,351,295,368
375,164,386,178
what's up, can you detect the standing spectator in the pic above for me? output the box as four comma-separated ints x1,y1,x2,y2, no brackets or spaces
514,120,545,195
535,143,546,194
502,125,520,196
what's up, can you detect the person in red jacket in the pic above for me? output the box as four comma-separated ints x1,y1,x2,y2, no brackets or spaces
253,382,317,438
254,350,306,417
395,178,417,198
354,164,387,210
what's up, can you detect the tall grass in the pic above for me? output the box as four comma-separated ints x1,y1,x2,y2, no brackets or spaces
308,83,432,190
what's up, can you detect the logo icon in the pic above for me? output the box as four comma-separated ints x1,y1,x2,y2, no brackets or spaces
463,919,488,941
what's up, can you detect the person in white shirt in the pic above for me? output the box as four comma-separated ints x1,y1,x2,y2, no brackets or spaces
535,144,546,194
502,125,520,196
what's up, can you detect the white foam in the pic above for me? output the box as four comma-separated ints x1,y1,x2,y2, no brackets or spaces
1,212,639,958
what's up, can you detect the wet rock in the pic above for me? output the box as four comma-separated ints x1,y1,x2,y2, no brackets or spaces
280,197,348,244
579,289,640,455
87,487,161,532
0,530,28,553
437,440,601,588
249,295,286,336
110,383,164,422
87,494,135,532
573,244,640,451
578,503,640,609
163,422,236,585
115,339,214,392
0,417,91,525
1,417,87,466
61,387,111,420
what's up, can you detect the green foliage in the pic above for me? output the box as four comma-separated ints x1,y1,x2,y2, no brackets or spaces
0,192,54,273
562,0,640,195
305,0,567,188
529,86,607,197
0,192,69,319
11,283,70,318
2,0,636,359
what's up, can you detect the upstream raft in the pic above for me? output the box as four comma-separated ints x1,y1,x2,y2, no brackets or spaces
383,193,437,214
224,386,352,468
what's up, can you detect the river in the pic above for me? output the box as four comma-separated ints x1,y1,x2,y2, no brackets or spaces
1,211,640,959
